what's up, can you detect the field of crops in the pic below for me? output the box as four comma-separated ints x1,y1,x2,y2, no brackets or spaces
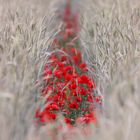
0,0,140,140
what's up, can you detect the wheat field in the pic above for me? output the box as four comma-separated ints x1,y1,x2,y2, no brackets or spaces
0,0,140,140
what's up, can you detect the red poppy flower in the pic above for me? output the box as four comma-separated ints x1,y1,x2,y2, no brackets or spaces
61,56,67,61
76,96,82,102
64,118,72,124
35,0,100,126
80,87,87,95
65,74,73,81
80,63,87,69
79,75,89,83
70,83,77,89
58,62,65,68
48,112,57,120
71,48,77,54
69,101,79,109
88,95,94,103
54,70,62,79
73,56,80,64
96,96,102,104
50,103,60,111
64,65,73,73
88,81,94,88
66,21,73,29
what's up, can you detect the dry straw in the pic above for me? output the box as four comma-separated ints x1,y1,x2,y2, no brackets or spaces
0,0,140,140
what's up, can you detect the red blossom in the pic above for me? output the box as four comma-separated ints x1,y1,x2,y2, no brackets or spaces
64,118,72,124
61,56,67,61
76,96,82,102
69,101,79,109
54,70,63,78
65,74,73,81
64,65,73,73
35,0,102,127
96,96,102,105
50,103,60,111
87,95,94,103
80,63,87,69
70,83,77,89
71,48,77,54
77,113,97,124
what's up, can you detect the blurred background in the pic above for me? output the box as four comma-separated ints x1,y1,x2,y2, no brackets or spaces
0,0,140,139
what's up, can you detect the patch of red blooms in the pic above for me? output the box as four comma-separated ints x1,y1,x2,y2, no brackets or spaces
35,0,102,126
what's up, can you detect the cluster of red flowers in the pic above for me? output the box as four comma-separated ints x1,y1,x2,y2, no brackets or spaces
35,0,102,126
